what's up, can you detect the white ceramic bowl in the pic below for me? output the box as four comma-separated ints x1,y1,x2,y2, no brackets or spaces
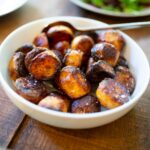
0,16,149,129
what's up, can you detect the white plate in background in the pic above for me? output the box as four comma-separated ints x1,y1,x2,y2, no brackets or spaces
0,0,28,16
70,0,150,17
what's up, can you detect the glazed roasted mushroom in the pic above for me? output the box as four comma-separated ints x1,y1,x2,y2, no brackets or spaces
97,30,125,52
9,52,28,81
54,41,70,55
42,21,75,33
15,76,48,103
33,33,49,48
63,49,84,68
91,42,120,67
116,56,129,68
16,43,35,54
86,59,115,82
47,25,74,46
26,48,61,80
115,66,135,94
96,78,130,109
25,47,46,69
38,93,70,112
71,35,94,58
71,95,100,113
57,66,91,99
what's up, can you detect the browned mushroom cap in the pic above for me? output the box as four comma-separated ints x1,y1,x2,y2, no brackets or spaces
54,41,70,55
57,66,91,99
33,33,49,48
47,25,74,46
25,47,46,69
97,30,125,52
96,78,130,109
27,50,61,80
15,76,48,103
91,42,120,67
9,52,28,81
71,35,94,57
38,93,70,112
71,95,100,113
116,56,129,68
15,43,35,54
42,21,75,33
86,59,115,82
63,49,84,68
115,66,135,94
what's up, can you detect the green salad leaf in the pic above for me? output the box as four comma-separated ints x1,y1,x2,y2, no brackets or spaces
120,0,143,12
82,0,150,13
83,0,104,7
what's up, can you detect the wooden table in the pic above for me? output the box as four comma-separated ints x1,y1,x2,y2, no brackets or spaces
0,0,150,149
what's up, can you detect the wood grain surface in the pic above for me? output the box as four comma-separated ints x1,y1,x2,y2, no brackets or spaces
0,0,150,149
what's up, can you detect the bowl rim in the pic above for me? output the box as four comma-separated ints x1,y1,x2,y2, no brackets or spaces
0,16,150,119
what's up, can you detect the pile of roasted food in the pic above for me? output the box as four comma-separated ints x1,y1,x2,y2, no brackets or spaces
9,22,135,114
